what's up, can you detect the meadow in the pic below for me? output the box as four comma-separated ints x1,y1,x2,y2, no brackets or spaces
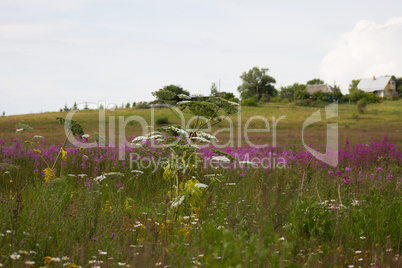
0,100,401,267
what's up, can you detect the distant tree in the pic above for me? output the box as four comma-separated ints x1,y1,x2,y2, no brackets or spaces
307,78,324,85
2,111,5,117
295,89,310,100
221,92,235,100
84,102,89,110
125,102,131,108
312,90,331,102
391,75,402,95
348,79,361,94
210,82,218,97
237,67,276,101
152,84,190,104
63,104,69,112
99,103,104,110
280,83,306,101
132,102,136,107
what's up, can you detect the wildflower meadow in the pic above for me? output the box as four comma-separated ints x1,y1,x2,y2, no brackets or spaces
0,98,401,267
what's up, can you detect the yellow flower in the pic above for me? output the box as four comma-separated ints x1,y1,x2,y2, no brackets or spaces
44,256,51,265
61,148,68,161
68,264,78,268
43,168,55,182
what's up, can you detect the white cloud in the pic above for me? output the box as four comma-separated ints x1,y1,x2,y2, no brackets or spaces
320,17,402,93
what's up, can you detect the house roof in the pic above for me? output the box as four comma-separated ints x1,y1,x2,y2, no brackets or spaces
306,84,337,94
357,76,392,92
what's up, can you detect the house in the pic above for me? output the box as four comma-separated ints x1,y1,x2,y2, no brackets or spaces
306,84,339,95
357,76,397,98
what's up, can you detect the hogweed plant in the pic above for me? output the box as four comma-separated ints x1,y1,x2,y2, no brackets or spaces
136,92,240,219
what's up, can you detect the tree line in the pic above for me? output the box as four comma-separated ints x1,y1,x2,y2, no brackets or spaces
59,67,401,112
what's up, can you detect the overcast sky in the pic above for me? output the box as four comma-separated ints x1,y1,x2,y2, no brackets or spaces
1,0,402,115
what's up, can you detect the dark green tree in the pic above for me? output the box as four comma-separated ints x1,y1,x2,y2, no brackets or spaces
391,75,402,95
237,67,276,101
280,83,307,101
348,79,361,94
73,102,78,110
152,85,190,104
307,78,324,85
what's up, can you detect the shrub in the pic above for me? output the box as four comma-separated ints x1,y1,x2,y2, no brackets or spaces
242,98,258,106
136,102,149,109
259,94,270,103
295,99,327,108
272,95,283,103
341,94,350,103
228,97,240,104
350,90,365,102
364,93,381,104
295,99,312,107
312,90,330,102
357,99,367,113
156,116,169,125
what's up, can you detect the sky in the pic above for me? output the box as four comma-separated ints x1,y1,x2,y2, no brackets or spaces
1,0,402,115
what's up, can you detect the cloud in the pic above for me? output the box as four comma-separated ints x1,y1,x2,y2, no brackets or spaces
320,17,402,93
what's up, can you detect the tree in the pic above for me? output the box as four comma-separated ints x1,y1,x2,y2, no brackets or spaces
348,79,361,94
152,85,190,104
307,78,324,85
391,75,402,95
73,102,78,110
237,67,276,101
280,83,306,101
210,82,218,97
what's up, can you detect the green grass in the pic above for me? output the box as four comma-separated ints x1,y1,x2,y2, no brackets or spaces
0,99,401,267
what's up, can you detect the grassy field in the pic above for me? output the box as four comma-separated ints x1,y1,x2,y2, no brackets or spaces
0,100,401,267
1,100,402,148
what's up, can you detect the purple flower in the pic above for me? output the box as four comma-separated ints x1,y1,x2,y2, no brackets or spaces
345,167,351,172
327,170,334,176
110,233,116,239
377,167,383,172
345,139,349,145
335,171,342,177
92,238,97,242
343,179,349,185
387,174,394,180
85,181,91,187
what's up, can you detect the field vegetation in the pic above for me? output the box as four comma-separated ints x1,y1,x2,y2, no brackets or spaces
0,99,401,267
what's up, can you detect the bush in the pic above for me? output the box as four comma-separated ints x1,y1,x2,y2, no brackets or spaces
258,94,270,103
136,102,149,109
156,117,169,125
242,98,258,106
272,95,283,103
312,90,331,102
340,94,350,103
364,93,381,104
295,99,327,108
357,99,367,113
350,90,365,102
228,97,240,104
